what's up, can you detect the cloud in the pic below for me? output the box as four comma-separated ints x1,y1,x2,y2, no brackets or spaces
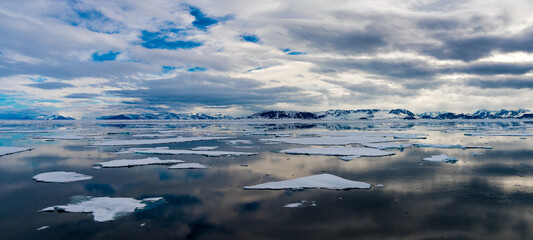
466,78,533,89
26,82,74,90
63,93,100,98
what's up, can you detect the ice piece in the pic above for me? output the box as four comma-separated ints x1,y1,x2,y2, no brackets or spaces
94,136,231,146
280,147,395,157
140,223,146,227
361,142,412,150
414,143,462,149
33,171,92,183
0,146,32,156
40,196,165,222
283,200,313,208
35,135,84,140
423,154,458,163
260,135,401,145
243,173,371,190
191,146,218,151
340,155,361,161
464,132,533,136
226,140,252,144
462,145,493,149
94,157,184,168
374,184,385,188
36,226,49,231
168,163,210,169
472,152,483,156
122,147,257,157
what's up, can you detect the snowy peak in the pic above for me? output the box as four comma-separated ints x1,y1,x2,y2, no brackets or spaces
247,111,318,119
0,113,75,120
97,112,233,120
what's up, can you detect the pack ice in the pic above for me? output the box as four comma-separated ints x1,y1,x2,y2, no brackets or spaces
118,147,257,157
243,173,371,190
0,146,32,156
33,171,93,183
93,136,231,146
423,154,459,163
40,196,165,222
94,157,184,168
280,147,395,157
168,163,210,169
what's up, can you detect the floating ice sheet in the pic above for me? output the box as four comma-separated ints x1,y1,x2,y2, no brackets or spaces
168,163,210,169
94,157,184,168
464,132,533,136
0,146,32,156
33,171,92,183
35,135,84,140
462,145,493,149
120,147,257,157
243,173,371,190
40,196,164,222
260,135,401,145
226,140,252,145
423,154,458,163
191,146,218,151
361,142,413,150
414,143,462,149
94,136,231,146
280,147,395,157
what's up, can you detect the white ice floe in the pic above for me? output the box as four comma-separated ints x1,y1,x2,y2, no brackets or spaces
462,145,493,149
168,163,210,169
226,140,252,145
35,135,84,140
423,154,458,163
280,147,395,157
131,134,177,138
94,157,184,168
0,146,32,156
243,173,371,190
283,200,316,208
93,136,231,146
119,147,257,157
33,171,92,183
361,142,413,150
260,135,401,145
414,143,462,149
340,155,360,161
40,196,165,222
191,146,218,151
374,184,385,188
464,132,533,137
36,226,49,231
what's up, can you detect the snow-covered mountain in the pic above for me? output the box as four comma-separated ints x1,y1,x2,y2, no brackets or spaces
0,113,75,120
97,112,233,120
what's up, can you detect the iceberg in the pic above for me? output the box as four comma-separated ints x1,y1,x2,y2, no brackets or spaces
93,136,231,146
40,196,164,222
168,163,210,169
94,157,184,168
243,173,371,190
0,146,32,156
423,154,458,163
33,171,93,183
280,147,395,157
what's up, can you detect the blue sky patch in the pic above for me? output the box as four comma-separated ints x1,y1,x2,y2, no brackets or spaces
287,51,306,55
140,30,202,50
162,66,177,73
188,67,207,72
281,48,291,52
92,51,119,62
189,6,219,30
29,77,47,83
242,35,260,43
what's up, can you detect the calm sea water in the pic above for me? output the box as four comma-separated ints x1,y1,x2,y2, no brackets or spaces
1,120,532,240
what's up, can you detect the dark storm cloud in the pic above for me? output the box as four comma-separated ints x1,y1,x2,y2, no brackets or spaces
466,78,533,89
323,79,416,97
106,73,320,110
25,82,74,89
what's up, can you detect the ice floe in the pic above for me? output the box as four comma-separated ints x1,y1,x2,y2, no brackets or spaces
0,146,32,156
462,145,493,149
283,200,316,208
243,173,371,190
374,184,385,188
340,155,360,161
40,196,165,222
226,140,252,145
168,163,210,169
464,132,533,137
414,143,462,149
280,147,395,157
118,147,257,157
34,135,84,140
361,142,413,150
191,146,218,151
472,152,483,156
260,135,401,145
36,226,49,231
94,157,184,168
94,136,231,146
33,171,93,183
423,154,458,163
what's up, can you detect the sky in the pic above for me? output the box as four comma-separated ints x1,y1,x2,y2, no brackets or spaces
1,0,533,118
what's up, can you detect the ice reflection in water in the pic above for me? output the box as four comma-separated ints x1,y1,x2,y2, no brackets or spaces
0,120,532,239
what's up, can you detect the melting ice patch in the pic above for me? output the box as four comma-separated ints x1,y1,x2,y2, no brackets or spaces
0,146,32,156
93,136,231,146
40,196,165,222
280,147,395,157
361,142,413,150
34,135,84,140
119,147,257,157
243,173,371,190
260,136,401,145
423,154,458,163
168,163,210,169
191,146,218,151
414,143,462,149
283,200,316,208
226,140,252,145
94,157,184,168
33,171,92,183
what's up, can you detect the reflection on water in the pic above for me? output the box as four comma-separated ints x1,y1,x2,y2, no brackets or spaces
0,120,533,239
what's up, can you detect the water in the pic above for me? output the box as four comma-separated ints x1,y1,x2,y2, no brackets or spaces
1,120,533,239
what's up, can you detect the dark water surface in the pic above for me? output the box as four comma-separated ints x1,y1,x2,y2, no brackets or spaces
1,120,533,240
